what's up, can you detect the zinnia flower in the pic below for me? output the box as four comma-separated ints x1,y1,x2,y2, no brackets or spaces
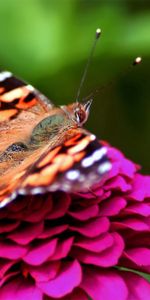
0,144,150,300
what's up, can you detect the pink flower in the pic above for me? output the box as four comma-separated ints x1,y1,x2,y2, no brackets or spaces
0,145,150,299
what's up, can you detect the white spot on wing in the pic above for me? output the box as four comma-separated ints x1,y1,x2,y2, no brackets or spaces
82,147,107,168
92,147,107,161
98,162,111,174
90,134,96,141
31,187,43,194
82,156,94,167
66,170,80,180
26,84,34,91
19,188,27,195
0,192,17,208
0,71,12,82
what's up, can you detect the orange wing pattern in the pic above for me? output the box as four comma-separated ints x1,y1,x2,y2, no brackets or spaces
0,71,111,208
0,70,53,122
0,70,54,206
0,129,110,207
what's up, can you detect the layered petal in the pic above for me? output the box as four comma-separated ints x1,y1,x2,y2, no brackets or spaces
0,144,149,299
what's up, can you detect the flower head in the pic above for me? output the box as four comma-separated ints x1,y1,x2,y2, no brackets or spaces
0,145,150,299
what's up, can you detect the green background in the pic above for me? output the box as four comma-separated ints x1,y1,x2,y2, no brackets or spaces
0,0,149,172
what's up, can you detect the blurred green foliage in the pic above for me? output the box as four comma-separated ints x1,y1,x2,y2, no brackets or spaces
0,0,149,171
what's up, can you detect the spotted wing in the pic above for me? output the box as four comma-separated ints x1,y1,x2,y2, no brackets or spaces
0,71,54,154
21,130,111,193
0,70,53,122
0,129,111,208
0,70,55,207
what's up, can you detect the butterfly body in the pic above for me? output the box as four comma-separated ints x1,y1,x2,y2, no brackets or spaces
0,71,111,207
30,108,75,145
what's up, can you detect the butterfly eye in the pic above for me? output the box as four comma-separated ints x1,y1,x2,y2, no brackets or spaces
74,108,86,124
74,110,80,123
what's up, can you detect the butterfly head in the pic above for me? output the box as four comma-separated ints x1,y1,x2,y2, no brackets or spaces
61,99,92,127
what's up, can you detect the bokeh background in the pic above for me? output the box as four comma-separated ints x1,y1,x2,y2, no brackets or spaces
0,0,149,172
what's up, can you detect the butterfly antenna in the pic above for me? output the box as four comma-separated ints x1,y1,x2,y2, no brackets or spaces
83,56,142,101
132,56,142,66
75,28,102,102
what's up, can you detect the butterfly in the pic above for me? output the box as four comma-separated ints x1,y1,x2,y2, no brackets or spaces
0,70,111,208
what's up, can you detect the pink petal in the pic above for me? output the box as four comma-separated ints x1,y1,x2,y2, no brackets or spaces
108,156,136,180
0,260,16,278
70,217,110,237
50,237,74,260
125,247,150,266
72,232,124,267
120,157,137,179
104,176,131,192
99,196,127,216
68,204,99,221
108,146,124,160
144,176,150,197
0,278,42,300
75,188,103,199
62,288,88,300
99,190,111,201
29,261,60,282
123,203,150,217
24,196,53,222
0,220,20,234
112,218,150,231
127,174,150,201
125,232,150,248
39,224,68,239
81,268,128,300
37,260,82,298
106,161,120,179
8,197,27,212
121,271,150,300
92,188,104,197
8,222,44,245
123,218,150,231
47,193,71,219
23,238,57,265
0,241,27,259
0,271,20,288
75,233,114,252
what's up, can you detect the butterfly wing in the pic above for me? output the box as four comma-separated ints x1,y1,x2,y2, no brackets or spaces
0,71,111,208
0,70,54,121
0,71,54,153
20,129,111,193
0,128,111,207
0,70,55,206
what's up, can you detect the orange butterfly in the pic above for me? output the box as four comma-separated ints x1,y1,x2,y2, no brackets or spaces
0,71,111,207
